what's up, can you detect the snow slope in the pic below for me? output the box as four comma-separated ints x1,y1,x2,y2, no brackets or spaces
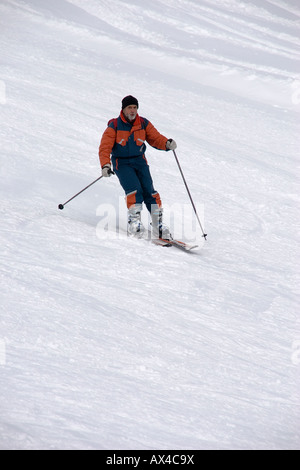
0,0,299,450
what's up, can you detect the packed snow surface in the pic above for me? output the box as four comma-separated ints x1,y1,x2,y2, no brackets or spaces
0,0,299,450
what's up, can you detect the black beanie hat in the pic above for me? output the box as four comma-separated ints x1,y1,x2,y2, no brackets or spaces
122,95,139,110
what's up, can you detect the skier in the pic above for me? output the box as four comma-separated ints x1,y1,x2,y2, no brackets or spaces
98,95,177,239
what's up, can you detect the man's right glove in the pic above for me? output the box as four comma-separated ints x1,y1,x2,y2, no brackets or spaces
166,139,177,150
102,164,113,177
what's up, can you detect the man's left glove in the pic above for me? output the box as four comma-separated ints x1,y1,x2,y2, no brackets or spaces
102,164,113,177
166,139,177,150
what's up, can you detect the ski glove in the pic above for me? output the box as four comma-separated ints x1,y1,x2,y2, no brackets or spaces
166,139,177,150
102,164,113,177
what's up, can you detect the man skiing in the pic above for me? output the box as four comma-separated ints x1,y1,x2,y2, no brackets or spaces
98,95,177,239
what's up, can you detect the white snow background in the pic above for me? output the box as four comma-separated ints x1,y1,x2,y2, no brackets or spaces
0,0,299,450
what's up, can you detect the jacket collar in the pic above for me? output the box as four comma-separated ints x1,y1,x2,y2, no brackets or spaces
120,111,141,130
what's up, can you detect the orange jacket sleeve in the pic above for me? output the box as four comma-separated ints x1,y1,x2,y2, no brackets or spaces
99,126,116,168
145,121,168,151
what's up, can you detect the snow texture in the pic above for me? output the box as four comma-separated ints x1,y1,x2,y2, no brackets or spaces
0,0,299,450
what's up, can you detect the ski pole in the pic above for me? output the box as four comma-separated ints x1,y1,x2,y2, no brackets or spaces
58,175,105,210
172,150,207,240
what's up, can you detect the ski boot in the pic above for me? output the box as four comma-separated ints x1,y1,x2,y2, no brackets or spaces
128,204,145,238
151,208,172,240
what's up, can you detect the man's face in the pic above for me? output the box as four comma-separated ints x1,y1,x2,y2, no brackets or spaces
123,105,138,122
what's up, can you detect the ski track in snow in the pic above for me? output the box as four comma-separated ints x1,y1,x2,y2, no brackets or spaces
0,0,299,450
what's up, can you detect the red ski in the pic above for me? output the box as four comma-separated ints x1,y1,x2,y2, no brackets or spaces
154,238,198,251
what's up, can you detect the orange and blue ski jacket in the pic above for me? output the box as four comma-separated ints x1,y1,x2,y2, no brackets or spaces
99,111,168,168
